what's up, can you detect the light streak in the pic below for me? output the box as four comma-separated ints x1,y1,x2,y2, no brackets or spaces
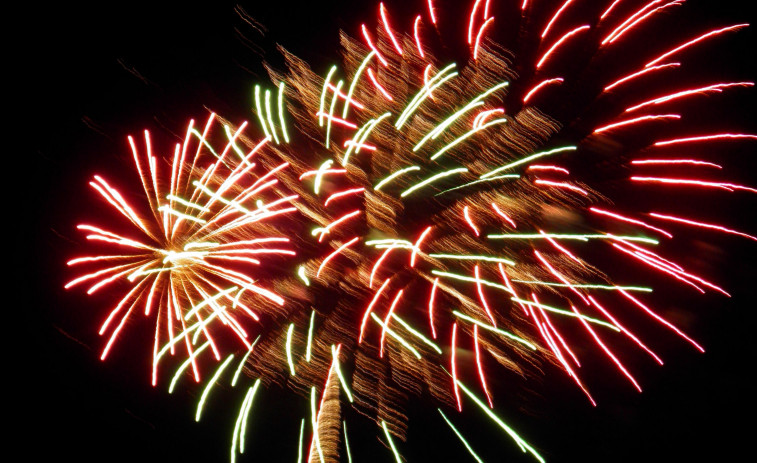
325,80,344,148
169,341,211,393
475,265,497,326
604,63,680,92
414,15,425,58
396,63,458,129
467,0,484,44
238,380,261,454
523,77,564,103
631,177,757,193
603,0,682,46
645,23,750,68
473,325,493,408
571,305,642,392
600,0,626,20
254,85,272,140
327,83,366,109
278,82,290,143
589,296,663,364
375,165,421,190
413,81,509,151
312,210,361,242
452,311,538,349
343,52,376,118
428,118,508,161
286,323,296,376
474,18,495,60
488,233,658,244
654,133,757,146
309,386,325,463
380,290,404,357
528,164,569,174
231,336,260,387
593,114,680,133
510,299,620,331
382,421,402,463
619,289,705,352
359,278,391,343
361,24,388,66
649,212,757,241
297,419,305,463
427,0,437,24
438,409,486,463
370,313,422,359
625,82,753,113
432,270,515,295
536,25,590,70
317,237,360,277
331,345,354,402
473,108,505,129
265,89,280,144
451,323,462,411
455,379,546,463
429,278,439,339
196,354,235,422
390,313,442,354
367,68,394,101
590,207,673,238
464,206,480,236
343,421,353,463
410,226,433,267
631,159,722,168
380,3,403,55
230,384,257,463
319,66,338,127
534,179,588,195
481,146,576,178
400,167,468,197
542,0,576,39
492,203,517,228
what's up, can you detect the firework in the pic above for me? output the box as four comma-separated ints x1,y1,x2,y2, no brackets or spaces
65,0,754,461
66,114,301,386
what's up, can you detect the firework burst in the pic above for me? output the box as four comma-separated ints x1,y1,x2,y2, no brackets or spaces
66,114,301,385
64,0,754,461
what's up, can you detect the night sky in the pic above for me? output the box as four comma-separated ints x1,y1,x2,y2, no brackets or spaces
24,1,756,461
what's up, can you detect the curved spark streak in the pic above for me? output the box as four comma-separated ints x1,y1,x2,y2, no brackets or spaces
536,25,590,70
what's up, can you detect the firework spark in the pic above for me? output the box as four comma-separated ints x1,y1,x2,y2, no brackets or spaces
66,0,754,461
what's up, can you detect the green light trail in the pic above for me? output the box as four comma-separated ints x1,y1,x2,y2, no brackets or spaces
196,354,235,422
375,166,420,190
231,336,260,387
429,253,516,266
452,311,537,350
382,421,402,463
286,323,296,376
342,52,375,119
487,233,659,244
511,298,621,331
438,409,486,463
370,313,422,359
429,118,508,161
432,270,514,294
455,379,546,463
480,146,576,178
319,66,338,127
400,167,468,197
278,82,290,143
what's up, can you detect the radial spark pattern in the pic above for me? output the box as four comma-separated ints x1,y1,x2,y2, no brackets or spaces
66,1,754,461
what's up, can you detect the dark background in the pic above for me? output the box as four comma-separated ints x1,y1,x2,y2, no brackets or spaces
22,1,755,462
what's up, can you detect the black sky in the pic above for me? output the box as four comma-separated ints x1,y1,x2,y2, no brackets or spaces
23,1,756,462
